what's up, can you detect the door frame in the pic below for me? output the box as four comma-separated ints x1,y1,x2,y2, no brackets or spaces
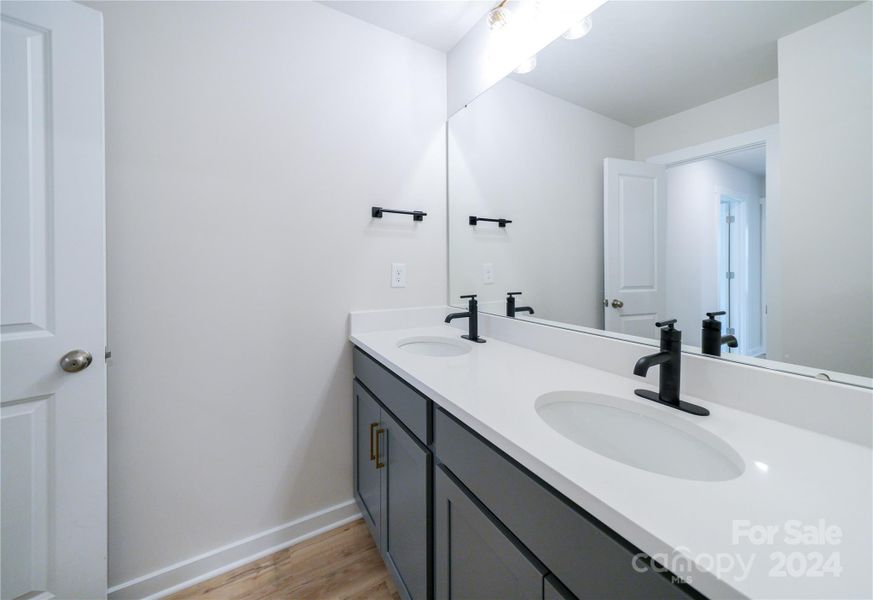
645,125,778,360
715,185,754,355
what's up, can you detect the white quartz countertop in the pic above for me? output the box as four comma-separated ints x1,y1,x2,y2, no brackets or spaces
350,324,872,600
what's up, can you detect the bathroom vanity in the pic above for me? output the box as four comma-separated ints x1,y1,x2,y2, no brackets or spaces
350,308,872,600
353,347,696,600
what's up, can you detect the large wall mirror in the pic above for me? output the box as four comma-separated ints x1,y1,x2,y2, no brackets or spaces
448,0,872,386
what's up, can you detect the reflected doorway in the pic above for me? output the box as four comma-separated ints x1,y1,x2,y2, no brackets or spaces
603,142,767,356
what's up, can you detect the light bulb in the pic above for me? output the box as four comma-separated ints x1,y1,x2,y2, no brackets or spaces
514,55,537,74
562,16,592,40
488,6,510,30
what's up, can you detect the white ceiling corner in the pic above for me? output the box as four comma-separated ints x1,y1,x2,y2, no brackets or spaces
319,0,493,52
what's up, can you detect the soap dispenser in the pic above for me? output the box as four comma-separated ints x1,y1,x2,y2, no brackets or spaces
701,311,738,357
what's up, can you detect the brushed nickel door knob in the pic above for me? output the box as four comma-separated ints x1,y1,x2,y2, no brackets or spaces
611,299,624,309
60,349,93,373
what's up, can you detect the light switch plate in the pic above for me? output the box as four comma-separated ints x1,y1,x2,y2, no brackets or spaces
391,263,407,288
482,263,494,285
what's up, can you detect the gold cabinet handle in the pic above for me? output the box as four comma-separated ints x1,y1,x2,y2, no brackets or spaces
369,422,378,461
375,428,385,469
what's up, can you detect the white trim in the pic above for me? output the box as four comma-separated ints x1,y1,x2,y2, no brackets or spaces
107,500,361,600
758,195,767,356
645,125,777,167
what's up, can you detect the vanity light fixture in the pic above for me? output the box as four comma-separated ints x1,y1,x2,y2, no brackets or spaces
514,55,537,74
562,15,592,40
487,0,510,31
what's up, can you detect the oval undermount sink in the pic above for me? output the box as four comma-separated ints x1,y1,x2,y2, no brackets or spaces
397,336,471,357
536,391,744,481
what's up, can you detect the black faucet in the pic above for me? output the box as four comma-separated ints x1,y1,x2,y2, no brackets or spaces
633,320,709,416
506,292,534,317
445,294,486,343
700,311,738,357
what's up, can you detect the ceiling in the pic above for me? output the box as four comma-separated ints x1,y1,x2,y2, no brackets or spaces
716,145,766,177
319,1,492,52
509,1,860,126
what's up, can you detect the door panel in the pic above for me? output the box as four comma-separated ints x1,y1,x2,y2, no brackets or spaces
1,2,106,598
354,382,382,546
382,410,430,600
603,158,666,339
435,465,544,600
1,398,50,600
1,17,50,335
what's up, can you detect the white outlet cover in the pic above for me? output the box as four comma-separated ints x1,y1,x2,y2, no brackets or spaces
391,263,407,288
482,263,494,285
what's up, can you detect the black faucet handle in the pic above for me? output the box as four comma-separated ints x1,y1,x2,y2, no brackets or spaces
459,294,478,300
655,319,677,329
507,291,522,297
705,311,726,319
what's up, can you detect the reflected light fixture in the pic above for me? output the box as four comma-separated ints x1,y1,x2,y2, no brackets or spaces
562,15,592,40
488,0,510,30
514,55,537,74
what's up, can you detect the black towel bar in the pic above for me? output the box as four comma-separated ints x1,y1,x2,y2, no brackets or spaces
372,206,426,221
469,216,512,227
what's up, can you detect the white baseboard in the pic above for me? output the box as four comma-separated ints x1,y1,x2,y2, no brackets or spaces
108,499,361,600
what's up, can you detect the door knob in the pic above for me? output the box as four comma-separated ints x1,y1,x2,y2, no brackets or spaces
611,299,624,309
60,349,92,373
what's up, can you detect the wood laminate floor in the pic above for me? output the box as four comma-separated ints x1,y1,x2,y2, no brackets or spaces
167,519,400,600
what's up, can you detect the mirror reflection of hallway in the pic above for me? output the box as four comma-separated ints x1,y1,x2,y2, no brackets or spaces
672,145,766,357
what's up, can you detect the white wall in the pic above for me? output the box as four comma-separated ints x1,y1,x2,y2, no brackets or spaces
634,79,778,161
776,3,873,377
665,159,764,349
86,0,446,589
448,78,634,326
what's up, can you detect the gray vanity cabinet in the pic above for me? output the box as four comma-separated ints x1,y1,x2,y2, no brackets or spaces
435,465,547,600
544,575,575,600
353,351,431,600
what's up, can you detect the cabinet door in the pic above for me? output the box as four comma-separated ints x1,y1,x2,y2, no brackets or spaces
354,382,382,546
434,408,695,600
435,465,544,600
544,574,576,600
381,409,431,600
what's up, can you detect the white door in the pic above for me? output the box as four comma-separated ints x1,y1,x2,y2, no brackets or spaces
1,2,106,598
603,158,666,339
